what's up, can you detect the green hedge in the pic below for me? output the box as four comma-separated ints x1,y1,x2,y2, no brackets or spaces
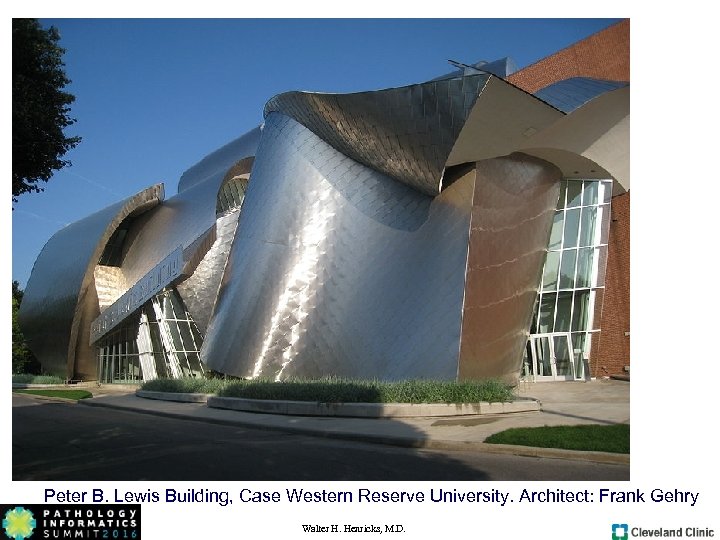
12,374,65,384
142,377,514,404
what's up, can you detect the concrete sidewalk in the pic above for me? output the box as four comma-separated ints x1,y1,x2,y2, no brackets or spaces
76,379,629,465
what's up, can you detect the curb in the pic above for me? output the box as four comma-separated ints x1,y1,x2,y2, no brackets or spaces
134,390,539,417
78,398,628,465
207,395,539,418
136,390,212,403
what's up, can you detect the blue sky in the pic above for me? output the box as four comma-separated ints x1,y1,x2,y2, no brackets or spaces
11,18,621,287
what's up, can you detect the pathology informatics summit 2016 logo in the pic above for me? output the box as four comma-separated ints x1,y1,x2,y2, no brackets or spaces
3,507,36,540
2,504,141,540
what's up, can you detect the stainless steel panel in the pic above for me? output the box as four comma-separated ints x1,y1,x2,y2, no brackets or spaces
21,64,625,385
118,151,257,338
18,185,164,378
177,126,261,192
202,113,474,380
264,75,490,196
534,77,628,113
458,153,562,384
176,210,240,334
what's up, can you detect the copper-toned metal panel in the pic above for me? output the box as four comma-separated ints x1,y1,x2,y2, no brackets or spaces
458,153,561,383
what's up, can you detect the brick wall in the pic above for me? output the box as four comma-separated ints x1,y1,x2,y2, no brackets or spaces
508,19,631,378
507,19,630,93
594,192,630,376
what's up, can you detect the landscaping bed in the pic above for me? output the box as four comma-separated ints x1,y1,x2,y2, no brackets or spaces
141,377,515,404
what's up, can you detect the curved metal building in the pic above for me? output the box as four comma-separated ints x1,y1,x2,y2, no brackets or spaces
19,23,630,385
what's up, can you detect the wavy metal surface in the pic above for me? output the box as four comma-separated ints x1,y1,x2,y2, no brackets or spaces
21,65,627,385
264,74,490,196
176,210,240,334
19,185,164,378
120,165,238,289
177,126,261,192
458,154,562,383
431,57,518,81
534,77,628,113
202,113,474,380
100,151,256,340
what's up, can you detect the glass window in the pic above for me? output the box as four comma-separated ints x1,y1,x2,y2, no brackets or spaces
575,247,595,288
566,181,583,208
563,208,580,248
529,179,613,368
154,353,169,378
542,251,560,291
572,290,590,331
600,181,613,204
554,291,573,332
217,176,248,216
169,291,187,320
178,321,196,352
548,211,564,251
579,206,597,247
582,181,599,206
572,332,587,378
539,294,556,333
556,181,567,210
559,249,577,289
572,332,586,359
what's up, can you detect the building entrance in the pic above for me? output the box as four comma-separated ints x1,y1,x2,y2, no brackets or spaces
524,333,579,381
96,288,205,383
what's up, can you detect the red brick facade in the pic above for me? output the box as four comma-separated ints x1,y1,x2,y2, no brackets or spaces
509,19,631,377
508,19,630,93
594,192,630,376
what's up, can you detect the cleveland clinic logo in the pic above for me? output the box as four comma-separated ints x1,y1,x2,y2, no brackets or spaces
612,524,629,540
3,507,36,540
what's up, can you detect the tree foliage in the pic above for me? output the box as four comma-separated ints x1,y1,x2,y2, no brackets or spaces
12,18,81,203
12,281,40,374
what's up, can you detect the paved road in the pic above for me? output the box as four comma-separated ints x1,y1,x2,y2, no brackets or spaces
13,394,629,481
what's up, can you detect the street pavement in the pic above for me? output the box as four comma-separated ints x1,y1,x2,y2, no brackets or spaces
71,378,630,464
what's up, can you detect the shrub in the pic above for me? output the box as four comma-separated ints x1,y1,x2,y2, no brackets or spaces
141,376,514,403
12,374,65,384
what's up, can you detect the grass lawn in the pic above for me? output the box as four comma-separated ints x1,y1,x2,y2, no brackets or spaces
13,389,93,400
485,423,629,454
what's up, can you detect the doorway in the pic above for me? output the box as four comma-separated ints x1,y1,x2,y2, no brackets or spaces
524,333,578,381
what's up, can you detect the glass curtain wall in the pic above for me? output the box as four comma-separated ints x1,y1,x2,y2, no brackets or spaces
96,288,205,383
216,175,247,216
96,317,142,383
527,179,613,379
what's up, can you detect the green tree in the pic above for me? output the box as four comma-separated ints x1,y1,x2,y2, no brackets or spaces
12,281,40,374
12,18,81,204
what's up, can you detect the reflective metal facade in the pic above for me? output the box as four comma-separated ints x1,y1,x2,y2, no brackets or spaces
264,74,491,196
20,53,629,385
19,185,164,378
533,77,628,113
202,113,473,380
458,154,562,382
